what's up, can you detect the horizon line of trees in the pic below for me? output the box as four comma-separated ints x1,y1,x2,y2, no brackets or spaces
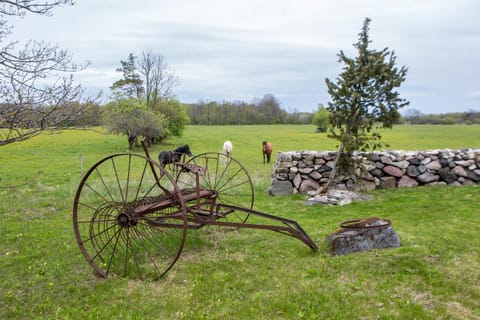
186,93,313,125
9,101,478,129
401,108,480,125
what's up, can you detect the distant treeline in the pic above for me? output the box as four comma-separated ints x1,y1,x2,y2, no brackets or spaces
185,94,313,125
14,101,479,129
185,102,480,126
401,109,480,125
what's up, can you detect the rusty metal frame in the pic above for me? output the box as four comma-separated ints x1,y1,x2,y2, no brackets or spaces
145,140,318,250
73,141,318,279
143,141,318,251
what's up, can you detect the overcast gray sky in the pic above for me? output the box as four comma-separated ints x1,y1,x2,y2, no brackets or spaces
10,0,480,114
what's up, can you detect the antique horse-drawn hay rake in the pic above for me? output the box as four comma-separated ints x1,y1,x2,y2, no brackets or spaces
73,142,318,279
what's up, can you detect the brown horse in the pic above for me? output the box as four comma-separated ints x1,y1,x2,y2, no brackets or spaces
262,141,273,163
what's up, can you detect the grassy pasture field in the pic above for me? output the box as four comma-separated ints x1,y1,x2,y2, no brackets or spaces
0,124,479,319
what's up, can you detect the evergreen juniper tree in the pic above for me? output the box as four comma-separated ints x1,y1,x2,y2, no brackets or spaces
324,17,409,190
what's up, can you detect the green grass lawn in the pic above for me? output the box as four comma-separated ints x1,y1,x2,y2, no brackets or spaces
0,125,479,319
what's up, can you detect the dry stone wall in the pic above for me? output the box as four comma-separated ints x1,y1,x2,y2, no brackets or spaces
268,149,480,195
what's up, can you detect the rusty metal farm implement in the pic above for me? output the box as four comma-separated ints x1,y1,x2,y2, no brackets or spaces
73,143,317,279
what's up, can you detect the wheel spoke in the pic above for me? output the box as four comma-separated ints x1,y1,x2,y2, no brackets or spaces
110,157,126,204
73,153,187,279
105,225,123,276
176,153,254,224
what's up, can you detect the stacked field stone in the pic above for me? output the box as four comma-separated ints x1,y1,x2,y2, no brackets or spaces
268,149,480,195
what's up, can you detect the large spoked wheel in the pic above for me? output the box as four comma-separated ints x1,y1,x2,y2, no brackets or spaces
175,153,254,224
73,153,187,280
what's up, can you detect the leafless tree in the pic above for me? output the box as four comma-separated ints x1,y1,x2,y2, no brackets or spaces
139,49,179,109
0,0,93,146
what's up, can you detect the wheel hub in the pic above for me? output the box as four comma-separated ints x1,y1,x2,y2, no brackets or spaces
117,211,138,227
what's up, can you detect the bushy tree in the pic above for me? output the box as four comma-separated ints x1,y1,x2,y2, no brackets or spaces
103,98,168,149
324,18,409,189
107,51,187,144
154,99,189,137
312,104,330,132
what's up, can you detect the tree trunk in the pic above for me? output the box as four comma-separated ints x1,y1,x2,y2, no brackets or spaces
322,143,345,193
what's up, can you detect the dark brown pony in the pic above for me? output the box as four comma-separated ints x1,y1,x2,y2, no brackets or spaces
158,144,192,167
262,141,273,163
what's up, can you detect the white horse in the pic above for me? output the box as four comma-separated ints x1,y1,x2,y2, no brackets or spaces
223,140,233,157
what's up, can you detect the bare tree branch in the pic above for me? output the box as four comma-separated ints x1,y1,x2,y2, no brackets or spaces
139,50,179,108
0,0,74,16
0,0,97,146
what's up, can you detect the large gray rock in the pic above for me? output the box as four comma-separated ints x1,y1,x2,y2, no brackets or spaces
392,160,410,169
268,180,293,196
327,217,401,255
299,179,320,193
417,164,427,174
383,165,404,177
465,169,480,182
451,166,467,177
406,165,420,177
380,176,397,189
438,168,458,184
398,175,418,188
292,173,302,189
355,179,376,191
417,172,439,183
426,160,442,170
305,189,374,206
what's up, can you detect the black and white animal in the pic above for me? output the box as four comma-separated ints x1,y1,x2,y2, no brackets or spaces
222,140,233,157
158,144,193,167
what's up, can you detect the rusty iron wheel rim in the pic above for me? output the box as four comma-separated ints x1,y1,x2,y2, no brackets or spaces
73,153,188,280
175,152,254,224
340,218,392,229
